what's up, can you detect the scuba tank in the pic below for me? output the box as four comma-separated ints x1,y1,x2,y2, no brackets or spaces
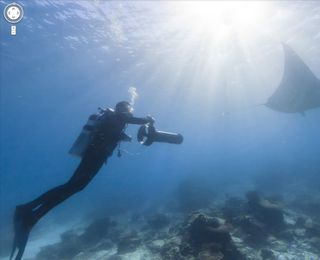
69,108,112,157
137,124,183,146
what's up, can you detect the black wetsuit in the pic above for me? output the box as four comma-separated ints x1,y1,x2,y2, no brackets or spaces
18,110,150,228
9,109,151,260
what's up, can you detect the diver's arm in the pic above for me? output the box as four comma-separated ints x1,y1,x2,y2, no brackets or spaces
126,115,155,125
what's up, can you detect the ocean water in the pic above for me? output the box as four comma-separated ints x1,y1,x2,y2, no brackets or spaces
1,1,320,259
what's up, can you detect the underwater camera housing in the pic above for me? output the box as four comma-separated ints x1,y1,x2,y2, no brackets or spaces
137,124,183,146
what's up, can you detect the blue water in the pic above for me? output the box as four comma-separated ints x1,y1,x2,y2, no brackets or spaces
1,1,320,259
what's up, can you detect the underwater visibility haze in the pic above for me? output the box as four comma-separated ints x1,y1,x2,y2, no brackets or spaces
1,1,320,259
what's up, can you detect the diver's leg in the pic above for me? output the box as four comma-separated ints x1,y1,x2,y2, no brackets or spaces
32,156,106,221
22,149,106,224
11,149,106,260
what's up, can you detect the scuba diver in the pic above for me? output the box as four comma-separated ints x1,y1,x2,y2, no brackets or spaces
10,101,157,260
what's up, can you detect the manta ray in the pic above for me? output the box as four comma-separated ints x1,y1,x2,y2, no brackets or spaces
266,44,320,115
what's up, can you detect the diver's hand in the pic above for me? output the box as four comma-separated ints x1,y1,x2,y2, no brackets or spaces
146,115,155,125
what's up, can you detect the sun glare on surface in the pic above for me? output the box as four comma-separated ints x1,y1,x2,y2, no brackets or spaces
170,1,272,39
154,1,277,112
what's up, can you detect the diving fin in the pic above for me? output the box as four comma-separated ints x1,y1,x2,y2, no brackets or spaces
10,233,29,260
10,206,33,260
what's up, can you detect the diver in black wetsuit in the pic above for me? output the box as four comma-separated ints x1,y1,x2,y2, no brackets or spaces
10,101,154,260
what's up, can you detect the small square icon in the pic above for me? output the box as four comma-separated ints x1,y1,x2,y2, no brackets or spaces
11,25,16,35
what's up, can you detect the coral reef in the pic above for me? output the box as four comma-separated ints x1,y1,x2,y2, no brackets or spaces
246,191,285,231
184,213,245,259
34,190,320,260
